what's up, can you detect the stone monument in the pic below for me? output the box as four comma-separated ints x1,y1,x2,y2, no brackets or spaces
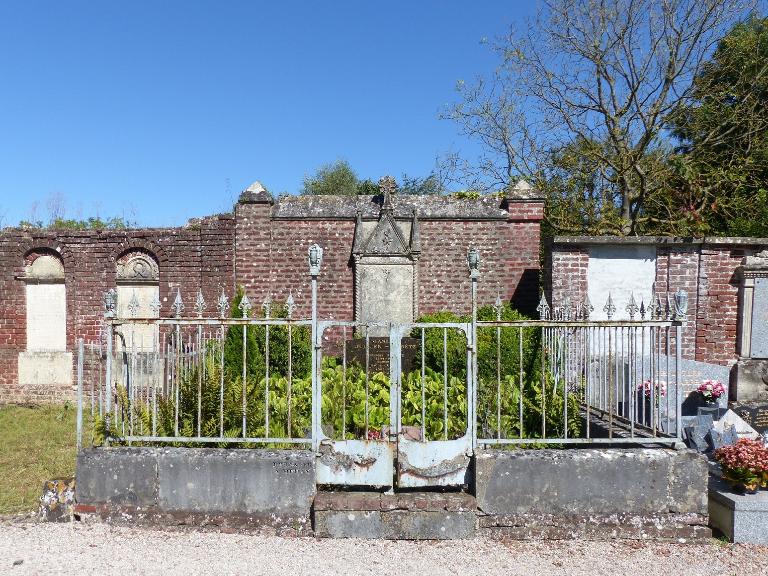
348,176,421,372
733,250,768,433
352,176,420,335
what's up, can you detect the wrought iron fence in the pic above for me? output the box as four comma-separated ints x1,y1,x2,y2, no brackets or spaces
76,244,687,452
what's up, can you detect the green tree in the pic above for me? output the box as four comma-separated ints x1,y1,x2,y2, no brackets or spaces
443,0,752,235
662,16,768,236
301,159,360,196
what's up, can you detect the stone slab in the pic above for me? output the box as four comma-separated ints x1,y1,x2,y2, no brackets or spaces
18,351,73,387
76,448,316,526
479,512,711,541
751,277,768,357
313,509,476,539
76,448,158,507
733,359,768,403
313,491,477,539
709,477,768,544
313,491,476,512
730,402,768,434
157,448,315,519
475,448,708,516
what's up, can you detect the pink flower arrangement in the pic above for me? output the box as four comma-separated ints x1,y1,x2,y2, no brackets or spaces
696,379,725,403
714,438,768,492
637,379,667,398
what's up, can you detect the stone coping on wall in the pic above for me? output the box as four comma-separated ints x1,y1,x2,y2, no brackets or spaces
552,235,768,246
270,194,535,220
0,213,234,236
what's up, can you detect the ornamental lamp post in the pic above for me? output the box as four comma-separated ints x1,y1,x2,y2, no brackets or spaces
308,243,323,277
674,289,689,321
308,243,323,450
467,247,480,279
467,246,480,448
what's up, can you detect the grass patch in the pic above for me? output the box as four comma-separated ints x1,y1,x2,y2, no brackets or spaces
0,404,83,514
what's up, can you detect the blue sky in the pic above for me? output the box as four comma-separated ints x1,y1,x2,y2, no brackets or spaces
0,1,537,227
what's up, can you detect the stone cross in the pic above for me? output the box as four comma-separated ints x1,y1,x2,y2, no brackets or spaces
378,175,397,211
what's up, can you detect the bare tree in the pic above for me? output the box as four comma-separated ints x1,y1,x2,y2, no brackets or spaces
45,192,66,224
443,0,754,234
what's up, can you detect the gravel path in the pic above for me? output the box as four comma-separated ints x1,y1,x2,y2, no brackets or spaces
1,520,766,576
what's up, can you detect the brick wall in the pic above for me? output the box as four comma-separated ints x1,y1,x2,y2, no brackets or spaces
0,215,236,403
0,192,544,404
549,238,767,367
234,196,544,320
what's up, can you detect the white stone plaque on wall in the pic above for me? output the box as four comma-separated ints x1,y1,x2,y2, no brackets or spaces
25,283,67,351
587,245,656,321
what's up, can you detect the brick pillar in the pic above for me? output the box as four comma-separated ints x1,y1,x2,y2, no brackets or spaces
234,182,273,302
506,184,545,315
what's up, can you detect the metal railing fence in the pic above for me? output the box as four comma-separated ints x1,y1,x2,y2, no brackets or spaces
75,245,688,451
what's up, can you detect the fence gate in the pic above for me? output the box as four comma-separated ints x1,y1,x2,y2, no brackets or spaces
79,244,687,495
314,321,474,489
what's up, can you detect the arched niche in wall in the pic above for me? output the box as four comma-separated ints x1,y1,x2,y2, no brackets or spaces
24,252,67,351
115,250,160,350
18,250,72,390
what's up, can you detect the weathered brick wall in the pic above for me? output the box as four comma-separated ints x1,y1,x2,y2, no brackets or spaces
549,238,767,366
549,245,589,305
0,191,545,404
234,196,544,320
0,215,236,403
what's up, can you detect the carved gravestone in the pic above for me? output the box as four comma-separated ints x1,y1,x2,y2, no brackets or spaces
352,176,420,338
734,251,768,403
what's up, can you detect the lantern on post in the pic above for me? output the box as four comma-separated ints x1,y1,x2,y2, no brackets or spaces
467,247,480,279
308,243,323,277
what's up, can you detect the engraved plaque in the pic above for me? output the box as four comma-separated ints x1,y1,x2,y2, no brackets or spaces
751,277,768,358
345,337,419,375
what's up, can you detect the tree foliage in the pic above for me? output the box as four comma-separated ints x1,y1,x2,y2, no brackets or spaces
19,216,134,230
443,0,755,236
301,159,360,196
661,15,768,236
301,159,444,196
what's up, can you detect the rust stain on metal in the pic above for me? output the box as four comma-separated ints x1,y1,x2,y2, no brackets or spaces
397,451,470,481
318,441,380,471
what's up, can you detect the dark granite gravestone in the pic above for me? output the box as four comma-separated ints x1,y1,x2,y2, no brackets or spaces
684,414,715,452
708,425,739,451
684,425,711,452
345,337,419,374
708,426,739,450
730,403,768,434
698,405,728,420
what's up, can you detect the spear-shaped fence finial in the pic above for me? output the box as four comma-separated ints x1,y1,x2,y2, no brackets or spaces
172,288,185,318
581,295,594,320
217,289,229,318
536,292,551,320
286,291,296,319
239,293,252,318
603,293,616,320
194,289,207,317
493,290,503,321
626,292,639,321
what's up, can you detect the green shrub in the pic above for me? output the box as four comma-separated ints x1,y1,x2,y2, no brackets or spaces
224,286,311,382
95,302,581,448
